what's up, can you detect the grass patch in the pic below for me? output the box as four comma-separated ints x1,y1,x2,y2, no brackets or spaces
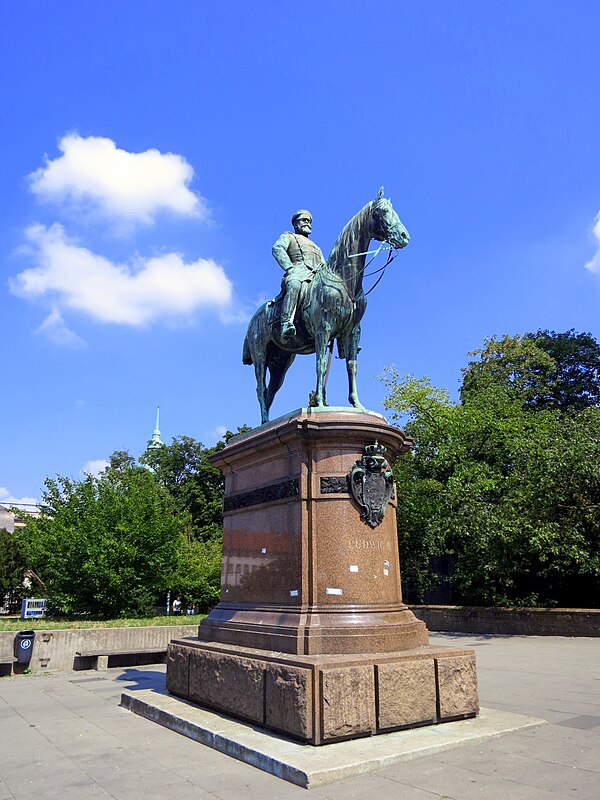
0,615,205,631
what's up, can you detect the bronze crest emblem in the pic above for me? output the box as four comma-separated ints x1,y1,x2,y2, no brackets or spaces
348,441,394,528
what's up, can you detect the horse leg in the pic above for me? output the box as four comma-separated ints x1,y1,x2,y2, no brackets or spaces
314,332,330,407
346,325,366,411
265,350,296,416
253,357,269,424
322,344,334,407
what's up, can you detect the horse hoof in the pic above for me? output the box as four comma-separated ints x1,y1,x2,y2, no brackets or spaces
350,401,366,412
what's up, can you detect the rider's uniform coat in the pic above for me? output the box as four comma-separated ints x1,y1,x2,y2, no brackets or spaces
272,232,326,285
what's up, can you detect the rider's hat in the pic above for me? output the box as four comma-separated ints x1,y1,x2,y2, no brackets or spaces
291,209,312,226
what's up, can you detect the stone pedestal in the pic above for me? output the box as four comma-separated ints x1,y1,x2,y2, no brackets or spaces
167,639,478,745
167,408,478,744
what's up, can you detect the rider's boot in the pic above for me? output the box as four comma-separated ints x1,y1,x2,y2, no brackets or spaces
281,282,300,341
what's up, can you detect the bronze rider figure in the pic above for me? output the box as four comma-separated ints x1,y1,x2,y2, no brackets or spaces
272,210,327,341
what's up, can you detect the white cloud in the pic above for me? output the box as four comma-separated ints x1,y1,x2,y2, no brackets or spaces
81,459,110,478
0,487,38,506
36,307,86,347
210,425,228,440
10,223,233,327
28,133,206,226
585,212,600,273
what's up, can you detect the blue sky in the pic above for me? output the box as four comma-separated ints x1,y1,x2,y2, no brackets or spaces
2,1,600,504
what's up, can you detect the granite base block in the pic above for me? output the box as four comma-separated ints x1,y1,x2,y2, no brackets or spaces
265,663,313,739
377,659,437,729
166,638,479,745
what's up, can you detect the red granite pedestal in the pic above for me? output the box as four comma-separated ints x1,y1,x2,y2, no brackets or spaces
167,408,478,745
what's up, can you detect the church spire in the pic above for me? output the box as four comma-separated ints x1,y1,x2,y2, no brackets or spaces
148,406,164,449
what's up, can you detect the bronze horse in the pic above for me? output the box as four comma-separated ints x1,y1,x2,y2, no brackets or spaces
243,188,409,424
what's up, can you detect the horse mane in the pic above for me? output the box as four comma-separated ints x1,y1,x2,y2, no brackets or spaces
326,201,373,292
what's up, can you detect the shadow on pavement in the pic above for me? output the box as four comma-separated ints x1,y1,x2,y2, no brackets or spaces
115,667,166,692
431,631,518,643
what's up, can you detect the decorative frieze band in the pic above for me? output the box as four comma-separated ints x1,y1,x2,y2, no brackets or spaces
224,478,300,512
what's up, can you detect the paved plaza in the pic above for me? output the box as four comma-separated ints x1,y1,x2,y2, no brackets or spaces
0,632,598,799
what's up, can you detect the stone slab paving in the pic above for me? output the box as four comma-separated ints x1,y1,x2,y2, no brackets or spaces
0,633,598,798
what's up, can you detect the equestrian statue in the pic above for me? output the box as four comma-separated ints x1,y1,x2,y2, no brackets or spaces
243,188,409,424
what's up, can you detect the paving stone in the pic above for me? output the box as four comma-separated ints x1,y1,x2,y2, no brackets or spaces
8,784,113,800
0,782,13,800
456,730,600,772
379,760,566,800
442,749,600,800
2,769,96,799
0,634,598,798
317,772,443,800
554,713,600,729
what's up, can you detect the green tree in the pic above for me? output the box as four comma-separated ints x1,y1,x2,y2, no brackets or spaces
460,334,556,406
141,435,225,542
382,365,600,607
18,453,183,618
140,427,249,608
0,526,27,613
525,329,600,412
461,330,600,413
173,538,222,612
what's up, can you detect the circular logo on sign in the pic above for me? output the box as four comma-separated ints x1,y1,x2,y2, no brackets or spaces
21,639,32,649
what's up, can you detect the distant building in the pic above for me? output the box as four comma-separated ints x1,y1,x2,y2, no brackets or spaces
0,503,52,532
0,505,14,533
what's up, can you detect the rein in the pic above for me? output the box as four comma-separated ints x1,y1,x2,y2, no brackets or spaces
347,243,398,298
364,248,396,296
321,245,395,395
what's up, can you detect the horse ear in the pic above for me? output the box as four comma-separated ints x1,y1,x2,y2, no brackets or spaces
375,186,384,203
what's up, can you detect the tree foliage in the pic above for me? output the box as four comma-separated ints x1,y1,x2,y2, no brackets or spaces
141,434,231,542
17,454,183,618
14,426,259,618
173,538,222,611
525,329,600,412
382,330,600,607
460,334,556,406
139,430,254,610
0,526,27,613
461,330,600,413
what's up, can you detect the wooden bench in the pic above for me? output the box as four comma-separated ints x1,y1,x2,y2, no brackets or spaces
75,647,167,670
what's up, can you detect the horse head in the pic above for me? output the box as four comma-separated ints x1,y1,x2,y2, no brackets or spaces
370,187,409,249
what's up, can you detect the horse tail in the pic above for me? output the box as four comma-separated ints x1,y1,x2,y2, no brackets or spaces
242,332,253,365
